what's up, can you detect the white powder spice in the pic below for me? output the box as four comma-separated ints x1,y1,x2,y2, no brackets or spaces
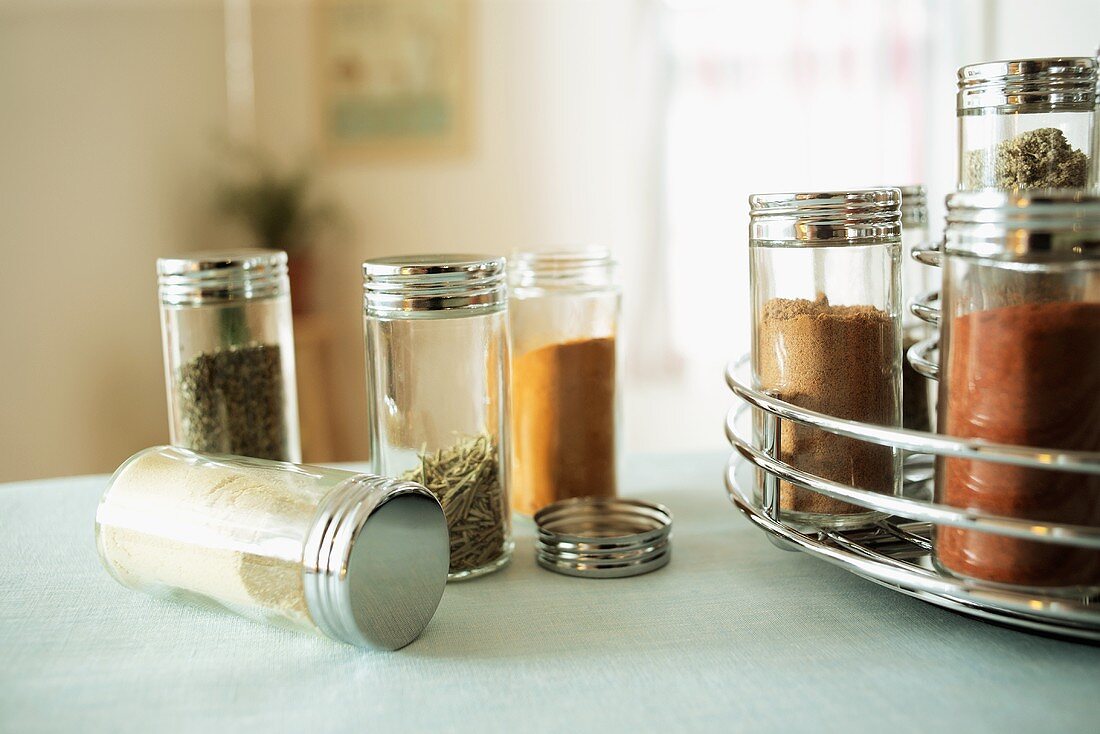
98,449,333,629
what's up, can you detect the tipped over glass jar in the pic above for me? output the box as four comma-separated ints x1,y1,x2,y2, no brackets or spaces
96,446,450,649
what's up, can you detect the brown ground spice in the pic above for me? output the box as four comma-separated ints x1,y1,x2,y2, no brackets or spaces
755,295,898,517
936,301,1100,588
511,337,617,515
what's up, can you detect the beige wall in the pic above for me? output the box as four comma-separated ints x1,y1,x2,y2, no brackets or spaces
0,0,642,480
251,0,642,462
3,0,1093,481
0,1,228,481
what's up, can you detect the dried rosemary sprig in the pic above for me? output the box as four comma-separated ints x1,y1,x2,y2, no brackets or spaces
399,433,507,575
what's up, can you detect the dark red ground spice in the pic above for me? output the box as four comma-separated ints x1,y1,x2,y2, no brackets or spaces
936,301,1100,588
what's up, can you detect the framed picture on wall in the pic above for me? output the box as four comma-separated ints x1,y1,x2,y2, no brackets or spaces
315,0,472,159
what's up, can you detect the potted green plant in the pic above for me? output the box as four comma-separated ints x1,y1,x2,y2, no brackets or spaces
214,148,335,313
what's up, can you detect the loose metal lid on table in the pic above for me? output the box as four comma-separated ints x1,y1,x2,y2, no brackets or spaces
534,497,673,579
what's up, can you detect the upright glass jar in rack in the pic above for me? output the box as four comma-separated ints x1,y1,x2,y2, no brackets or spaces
933,190,1100,593
957,57,1097,190
899,185,935,431
749,188,903,529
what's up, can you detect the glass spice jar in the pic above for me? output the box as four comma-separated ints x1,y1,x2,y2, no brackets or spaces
934,190,1100,593
1091,44,1100,192
363,255,513,580
157,249,301,462
1094,46,1100,193
957,57,1098,191
95,445,450,649
899,185,935,432
749,189,903,529
507,250,621,516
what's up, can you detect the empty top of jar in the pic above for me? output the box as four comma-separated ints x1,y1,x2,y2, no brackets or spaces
957,57,1098,114
508,249,618,290
362,254,506,316
945,189,1100,260
749,188,902,246
157,248,288,306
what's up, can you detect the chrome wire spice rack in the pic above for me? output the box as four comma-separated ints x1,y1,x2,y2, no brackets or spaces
723,356,1100,643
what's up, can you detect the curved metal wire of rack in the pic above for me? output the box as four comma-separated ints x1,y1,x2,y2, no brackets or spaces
908,286,941,379
723,356,1100,643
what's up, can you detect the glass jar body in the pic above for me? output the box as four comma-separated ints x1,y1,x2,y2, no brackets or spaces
957,108,1096,190
160,293,301,463
364,308,513,580
95,446,348,635
901,219,933,330
901,218,936,431
508,254,621,515
933,254,1100,592
750,239,903,529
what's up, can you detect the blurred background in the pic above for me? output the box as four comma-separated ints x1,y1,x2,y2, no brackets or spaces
0,0,1097,482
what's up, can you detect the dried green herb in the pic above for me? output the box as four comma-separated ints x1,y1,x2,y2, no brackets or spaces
399,434,507,575
177,343,290,461
963,127,1088,189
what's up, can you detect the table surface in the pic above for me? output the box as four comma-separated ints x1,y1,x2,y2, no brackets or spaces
2,452,1098,733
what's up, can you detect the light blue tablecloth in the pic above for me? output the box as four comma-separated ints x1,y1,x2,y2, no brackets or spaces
1,452,1098,733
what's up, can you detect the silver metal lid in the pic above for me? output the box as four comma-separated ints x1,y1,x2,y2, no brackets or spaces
363,254,506,317
944,189,1100,261
508,249,618,291
898,184,928,227
957,57,1098,114
534,497,672,579
749,188,902,246
302,475,449,650
157,249,289,306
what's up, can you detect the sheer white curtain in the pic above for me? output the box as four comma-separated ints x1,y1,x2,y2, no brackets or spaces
662,0,931,365
624,0,984,451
